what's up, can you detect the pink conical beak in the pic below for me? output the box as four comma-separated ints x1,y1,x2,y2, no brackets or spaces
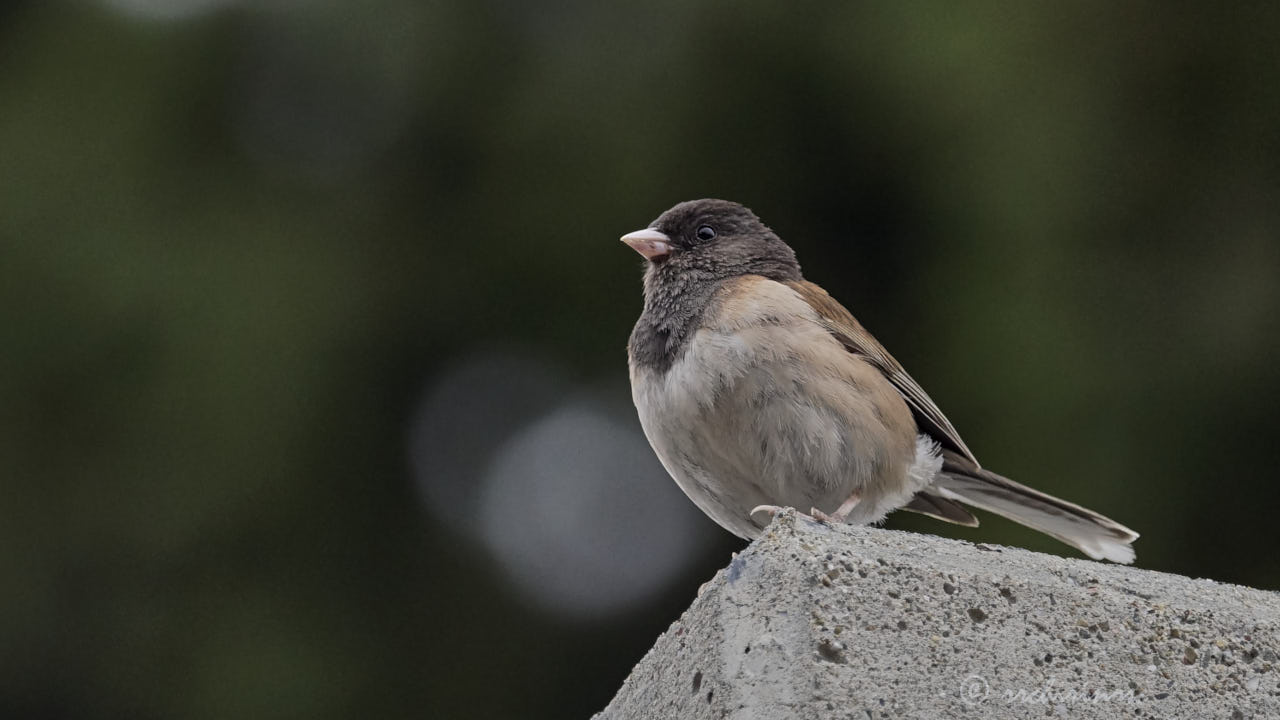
620,228,672,261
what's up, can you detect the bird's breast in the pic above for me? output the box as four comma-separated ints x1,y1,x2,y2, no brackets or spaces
629,277,918,537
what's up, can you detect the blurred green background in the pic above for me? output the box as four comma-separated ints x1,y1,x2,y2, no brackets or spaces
3,1,1278,718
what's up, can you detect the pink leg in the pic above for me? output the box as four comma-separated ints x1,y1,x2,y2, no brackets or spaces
810,491,862,525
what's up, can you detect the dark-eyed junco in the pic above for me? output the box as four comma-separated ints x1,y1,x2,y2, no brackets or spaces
622,199,1138,563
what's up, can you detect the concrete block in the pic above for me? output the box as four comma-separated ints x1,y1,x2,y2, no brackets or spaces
595,510,1280,719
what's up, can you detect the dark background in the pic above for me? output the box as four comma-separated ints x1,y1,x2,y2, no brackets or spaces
3,2,1278,718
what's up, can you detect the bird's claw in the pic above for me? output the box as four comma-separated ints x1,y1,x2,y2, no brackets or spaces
810,507,841,524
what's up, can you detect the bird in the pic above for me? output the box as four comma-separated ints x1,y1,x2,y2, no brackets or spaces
621,198,1138,563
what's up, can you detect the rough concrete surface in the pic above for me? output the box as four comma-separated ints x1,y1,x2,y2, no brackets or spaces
595,510,1280,719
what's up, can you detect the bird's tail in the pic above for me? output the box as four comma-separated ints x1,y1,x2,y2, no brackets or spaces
927,450,1139,564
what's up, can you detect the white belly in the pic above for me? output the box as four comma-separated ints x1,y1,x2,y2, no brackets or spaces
631,316,934,539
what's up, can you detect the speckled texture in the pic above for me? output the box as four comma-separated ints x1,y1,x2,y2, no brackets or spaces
595,511,1280,719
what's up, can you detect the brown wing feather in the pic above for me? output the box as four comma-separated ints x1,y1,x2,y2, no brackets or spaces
902,492,981,527
784,280,979,465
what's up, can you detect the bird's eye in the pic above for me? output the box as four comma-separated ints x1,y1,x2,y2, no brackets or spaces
695,225,716,242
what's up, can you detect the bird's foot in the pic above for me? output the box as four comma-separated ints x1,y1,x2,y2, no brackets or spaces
752,504,825,527
810,507,842,524
810,492,862,525
750,504,787,518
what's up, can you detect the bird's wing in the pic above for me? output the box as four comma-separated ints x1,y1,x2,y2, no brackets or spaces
784,279,979,466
